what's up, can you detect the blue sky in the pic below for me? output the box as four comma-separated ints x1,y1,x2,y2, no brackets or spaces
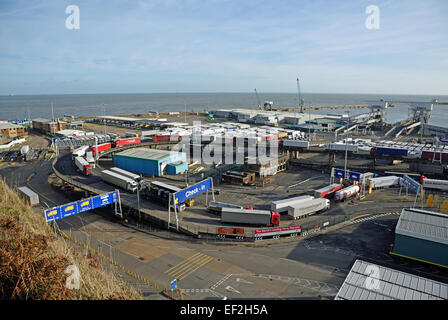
0,0,447,95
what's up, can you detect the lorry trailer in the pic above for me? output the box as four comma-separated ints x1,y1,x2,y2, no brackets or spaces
421,178,448,191
271,195,314,213
368,176,400,188
220,208,280,227
90,143,111,156
109,167,143,182
140,181,185,211
72,145,90,158
112,137,141,148
287,198,330,219
74,156,93,175
334,185,362,201
314,184,343,198
207,201,244,215
100,170,137,193
17,186,39,207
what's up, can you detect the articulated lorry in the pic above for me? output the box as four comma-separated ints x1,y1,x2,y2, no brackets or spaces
74,156,93,175
271,195,314,213
100,170,137,193
72,145,90,158
220,208,280,227
288,198,330,219
17,186,39,207
110,167,143,182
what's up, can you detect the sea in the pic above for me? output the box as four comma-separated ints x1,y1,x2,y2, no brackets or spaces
1,93,447,126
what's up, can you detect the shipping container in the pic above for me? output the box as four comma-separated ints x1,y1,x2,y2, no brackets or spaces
271,195,314,213
420,151,448,161
17,186,39,207
314,184,343,198
287,198,330,219
74,156,92,175
325,143,358,152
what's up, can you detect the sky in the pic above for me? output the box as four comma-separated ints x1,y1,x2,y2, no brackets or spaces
0,0,447,95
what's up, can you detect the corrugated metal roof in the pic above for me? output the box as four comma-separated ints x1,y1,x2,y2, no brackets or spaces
335,259,448,300
115,147,183,161
0,122,24,129
395,208,448,245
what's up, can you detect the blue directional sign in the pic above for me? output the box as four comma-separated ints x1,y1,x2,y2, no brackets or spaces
170,279,177,291
77,198,93,213
44,207,61,223
61,203,78,218
334,168,346,179
349,171,361,182
402,175,421,193
173,178,212,205
92,191,117,209
44,191,118,223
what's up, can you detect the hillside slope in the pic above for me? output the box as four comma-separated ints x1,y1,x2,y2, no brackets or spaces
0,178,142,300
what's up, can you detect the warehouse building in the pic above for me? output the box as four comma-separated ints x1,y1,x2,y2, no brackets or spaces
0,122,28,138
335,259,448,300
391,208,448,268
32,118,66,134
113,147,188,176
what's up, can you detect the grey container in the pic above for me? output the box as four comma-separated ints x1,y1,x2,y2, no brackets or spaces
17,186,39,207
287,198,330,219
271,195,314,213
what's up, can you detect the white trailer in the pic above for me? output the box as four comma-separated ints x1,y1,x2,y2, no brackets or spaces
220,208,280,227
72,145,89,158
17,186,39,207
287,198,330,219
271,195,314,213
421,178,448,191
101,170,137,193
110,167,142,182
368,176,400,188
75,156,92,175
325,143,358,152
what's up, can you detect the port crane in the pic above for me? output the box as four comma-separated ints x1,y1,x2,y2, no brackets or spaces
254,88,273,111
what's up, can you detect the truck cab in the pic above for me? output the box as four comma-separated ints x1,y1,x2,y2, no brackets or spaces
270,211,280,226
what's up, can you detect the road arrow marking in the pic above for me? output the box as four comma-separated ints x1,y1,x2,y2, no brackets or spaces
225,286,241,294
235,278,253,284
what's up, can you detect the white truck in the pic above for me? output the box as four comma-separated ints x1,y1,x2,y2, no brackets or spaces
271,195,314,213
74,156,92,175
100,170,137,193
287,198,330,219
72,145,90,158
109,167,143,182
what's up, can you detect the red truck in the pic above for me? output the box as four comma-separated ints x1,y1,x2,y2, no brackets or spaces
112,137,141,148
314,184,343,198
90,142,111,156
74,156,93,175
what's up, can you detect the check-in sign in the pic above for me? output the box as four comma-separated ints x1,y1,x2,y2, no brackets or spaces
61,203,78,218
44,207,61,223
77,198,92,213
173,178,212,205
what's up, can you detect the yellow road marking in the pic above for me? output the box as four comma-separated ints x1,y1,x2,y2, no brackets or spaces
177,256,214,281
164,252,202,274
166,253,210,277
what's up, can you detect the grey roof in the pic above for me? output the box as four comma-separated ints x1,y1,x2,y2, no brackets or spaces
395,208,448,245
0,122,24,129
335,259,448,300
115,147,183,161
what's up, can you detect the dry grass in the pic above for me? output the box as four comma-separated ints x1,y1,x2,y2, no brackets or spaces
0,178,142,300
